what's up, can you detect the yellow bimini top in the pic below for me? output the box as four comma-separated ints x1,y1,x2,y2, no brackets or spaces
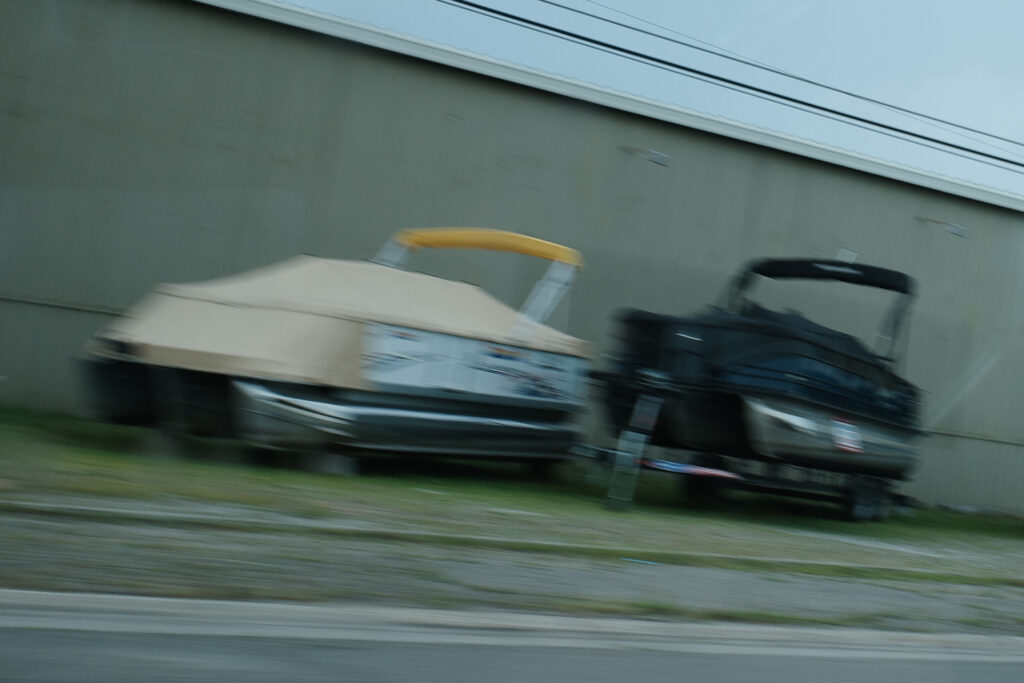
390,228,583,267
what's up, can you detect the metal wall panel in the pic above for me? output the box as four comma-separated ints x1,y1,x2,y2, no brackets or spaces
2,0,1023,510
0,301,113,414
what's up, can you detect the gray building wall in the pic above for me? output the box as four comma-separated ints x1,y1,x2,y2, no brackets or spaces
3,0,1023,512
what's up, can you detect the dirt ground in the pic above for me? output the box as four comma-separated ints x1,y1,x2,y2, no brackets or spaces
3,414,1024,636
3,499,1024,637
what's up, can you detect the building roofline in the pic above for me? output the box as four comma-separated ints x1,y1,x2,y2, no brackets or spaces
197,0,1024,214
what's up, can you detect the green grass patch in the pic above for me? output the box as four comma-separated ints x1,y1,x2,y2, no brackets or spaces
6,498,1022,589
3,404,1023,577
543,599,905,629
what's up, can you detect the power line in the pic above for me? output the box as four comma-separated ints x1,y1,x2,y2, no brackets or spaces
583,0,770,64
441,0,1024,174
570,0,1024,158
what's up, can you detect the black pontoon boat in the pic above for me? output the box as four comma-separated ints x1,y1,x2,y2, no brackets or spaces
596,258,921,520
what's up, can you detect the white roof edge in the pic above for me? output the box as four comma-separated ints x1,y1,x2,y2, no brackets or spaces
196,0,1024,214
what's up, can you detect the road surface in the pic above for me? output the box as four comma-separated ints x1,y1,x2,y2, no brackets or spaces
2,590,1022,682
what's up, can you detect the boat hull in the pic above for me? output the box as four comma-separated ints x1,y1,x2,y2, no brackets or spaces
82,357,580,458
600,377,917,478
233,380,580,457
741,395,916,477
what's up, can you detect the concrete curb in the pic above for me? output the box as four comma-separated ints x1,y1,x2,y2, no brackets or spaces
3,498,1021,587
3,588,1024,657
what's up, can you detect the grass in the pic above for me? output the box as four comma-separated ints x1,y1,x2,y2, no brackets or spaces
956,616,1003,630
540,599,909,629
6,499,1024,587
2,404,1023,581
5,407,1024,637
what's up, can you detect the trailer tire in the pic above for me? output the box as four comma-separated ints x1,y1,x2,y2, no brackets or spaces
871,484,893,522
301,451,360,475
684,454,726,507
526,458,559,481
845,477,890,522
686,476,723,507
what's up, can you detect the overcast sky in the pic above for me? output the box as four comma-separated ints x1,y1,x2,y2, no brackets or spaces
276,0,1024,199
608,0,1024,140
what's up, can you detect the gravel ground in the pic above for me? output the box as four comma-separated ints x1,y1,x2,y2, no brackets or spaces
3,416,1024,636
3,508,1024,636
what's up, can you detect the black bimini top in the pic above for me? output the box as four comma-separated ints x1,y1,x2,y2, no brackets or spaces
743,259,914,295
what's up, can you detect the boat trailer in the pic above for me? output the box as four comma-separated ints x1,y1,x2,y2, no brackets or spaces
582,375,901,522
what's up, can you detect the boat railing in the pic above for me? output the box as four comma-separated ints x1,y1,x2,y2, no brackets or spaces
372,227,584,340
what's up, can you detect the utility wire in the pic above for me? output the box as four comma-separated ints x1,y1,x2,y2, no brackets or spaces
572,0,1024,158
584,0,771,64
442,0,1024,174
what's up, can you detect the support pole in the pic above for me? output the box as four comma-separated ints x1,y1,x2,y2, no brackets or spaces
604,394,662,510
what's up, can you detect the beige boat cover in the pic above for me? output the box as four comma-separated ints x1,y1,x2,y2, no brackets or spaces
94,256,589,387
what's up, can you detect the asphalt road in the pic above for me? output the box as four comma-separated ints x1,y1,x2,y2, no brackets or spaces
2,590,1022,682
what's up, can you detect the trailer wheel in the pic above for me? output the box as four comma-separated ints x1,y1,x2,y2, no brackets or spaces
301,451,360,475
144,427,193,460
845,477,890,522
684,454,726,507
871,482,893,522
525,458,559,481
685,475,723,507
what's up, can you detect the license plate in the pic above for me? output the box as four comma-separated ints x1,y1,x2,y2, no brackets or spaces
831,418,863,453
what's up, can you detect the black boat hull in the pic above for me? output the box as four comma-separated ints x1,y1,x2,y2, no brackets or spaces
601,373,916,478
